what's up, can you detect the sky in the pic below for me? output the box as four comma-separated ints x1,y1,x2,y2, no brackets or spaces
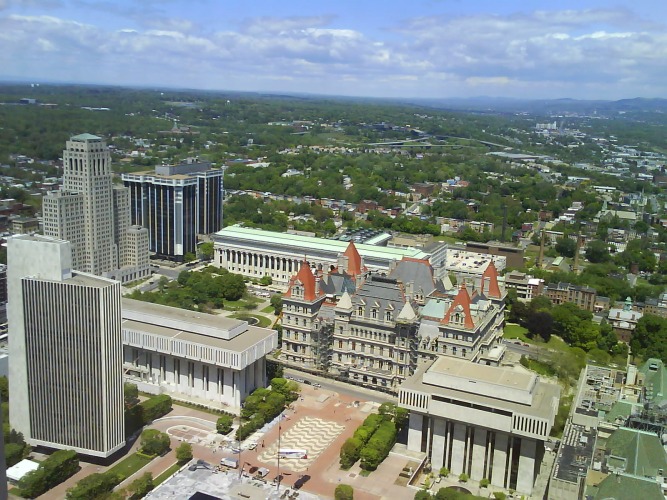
1,0,665,100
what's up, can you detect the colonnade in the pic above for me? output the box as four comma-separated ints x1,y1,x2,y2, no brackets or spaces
218,248,325,284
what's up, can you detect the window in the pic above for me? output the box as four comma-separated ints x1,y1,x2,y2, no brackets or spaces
357,306,363,316
372,309,377,319
338,340,343,349
386,311,392,321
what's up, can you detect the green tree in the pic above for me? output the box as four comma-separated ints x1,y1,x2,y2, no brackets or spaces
340,437,363,469
184,252,197,263
555,237,576,258
124,383,139,408
414,491,432,500
140,429,170,456
334,483,354,500
630,315,667,362
259,275,273,286
216,414,233,434
198,242,214,261
585,240,611,263
66,472,119,500
0,375,8,401
270,293,283,315
175,442,193,464
127,472,154,500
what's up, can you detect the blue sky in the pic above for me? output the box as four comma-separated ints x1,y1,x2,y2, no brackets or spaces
1,0,665,99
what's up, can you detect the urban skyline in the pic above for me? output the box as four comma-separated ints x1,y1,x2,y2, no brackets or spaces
1,1,665,100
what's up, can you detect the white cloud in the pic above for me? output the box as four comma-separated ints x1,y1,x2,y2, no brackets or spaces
1,7,666,98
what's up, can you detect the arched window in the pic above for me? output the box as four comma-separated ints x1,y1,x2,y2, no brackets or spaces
372,309,377,319
357,306,363,316
386,311,392,321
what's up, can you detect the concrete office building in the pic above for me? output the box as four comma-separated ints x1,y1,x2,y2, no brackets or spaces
214,225,428,286
8,235,125,457
399,357,560,496
42,134,150,283
121,299,277,410
123,159,224,261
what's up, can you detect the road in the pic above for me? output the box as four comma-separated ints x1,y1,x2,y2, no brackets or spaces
502,339,540,358
283,367,396,404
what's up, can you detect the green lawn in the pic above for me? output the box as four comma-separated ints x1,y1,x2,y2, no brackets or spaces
106,453,153,482
229,313,272,328
223,297,262,312
503,323,530,341
261,305,275,314
153,462,182,486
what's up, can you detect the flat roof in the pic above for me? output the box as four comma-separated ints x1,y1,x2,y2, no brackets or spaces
215,225,428,261
7,459,40,482
402,358,560,419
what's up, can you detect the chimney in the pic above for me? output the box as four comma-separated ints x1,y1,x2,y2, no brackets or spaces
338,254,348,272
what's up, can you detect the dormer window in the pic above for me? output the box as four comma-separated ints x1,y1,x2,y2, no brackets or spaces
372,309,378,319
386,311,392,321
357,306,363,316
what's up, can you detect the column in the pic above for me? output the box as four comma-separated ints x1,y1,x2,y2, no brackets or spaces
491,433,508,489
471,428,487,480
407,413,423,452
450,423,467,476
431,418,447,470
516,438,536,495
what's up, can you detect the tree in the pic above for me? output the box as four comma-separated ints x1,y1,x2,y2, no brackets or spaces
175,442,193,464
140,429,170,456
630,314,667,362
270,293,283,315
259,275,272,286
127,472,154,500
586,240,611,264
124,383,139,408
198,242,214,261
526,311,553,342
334,484,354,500
0,375,8,401
555,237,576,258
184,252,197,263
340,437,363,469
66,472,119,500
414,491,432,500
216,415,233,434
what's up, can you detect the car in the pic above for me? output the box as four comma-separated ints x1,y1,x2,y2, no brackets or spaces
229,447,241,454
523,343,530,347
514,340,522,345
247,442,258,450
312,383,321,388
303,380,312,385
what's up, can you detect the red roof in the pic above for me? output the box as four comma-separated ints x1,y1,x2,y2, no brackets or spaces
343,241,363,276
442,284,475,329
482,261,502,298
285,261,319,301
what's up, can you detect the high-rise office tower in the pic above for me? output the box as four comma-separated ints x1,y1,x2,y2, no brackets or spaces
42,133,150,283
122,159,224,261
8,234,125,457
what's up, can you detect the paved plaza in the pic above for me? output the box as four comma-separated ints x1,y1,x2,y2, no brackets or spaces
257,416,346,472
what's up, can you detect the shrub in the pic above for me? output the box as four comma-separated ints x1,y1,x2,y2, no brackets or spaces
480,478,490,488
127,472,153,500
414,491,432,500
439,467,449,477
216,414,233,434
334,483,354,500
493,493,507,500
339,437,363,469
140,394,172,423
360,420,397,470
458,473,468,482
66,472,119,500
175,442,193,464
18,449,79,498
140,429,170,456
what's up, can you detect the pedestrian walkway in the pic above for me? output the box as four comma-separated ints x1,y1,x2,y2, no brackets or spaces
257,416,345,472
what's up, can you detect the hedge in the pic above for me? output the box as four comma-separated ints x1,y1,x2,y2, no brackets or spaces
359,420,397,471
17,449,79,498
66,472,119,500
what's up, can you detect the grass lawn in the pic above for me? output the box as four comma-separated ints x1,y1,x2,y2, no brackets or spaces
229,313,272,328
223,296,262,312
261,305,275,314
106,453,153,482
154,462,182,486
503,323,530,341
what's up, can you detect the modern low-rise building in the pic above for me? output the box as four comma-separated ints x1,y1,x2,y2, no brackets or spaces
214,225,428,286
121,299,277,410
399,357,560,496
